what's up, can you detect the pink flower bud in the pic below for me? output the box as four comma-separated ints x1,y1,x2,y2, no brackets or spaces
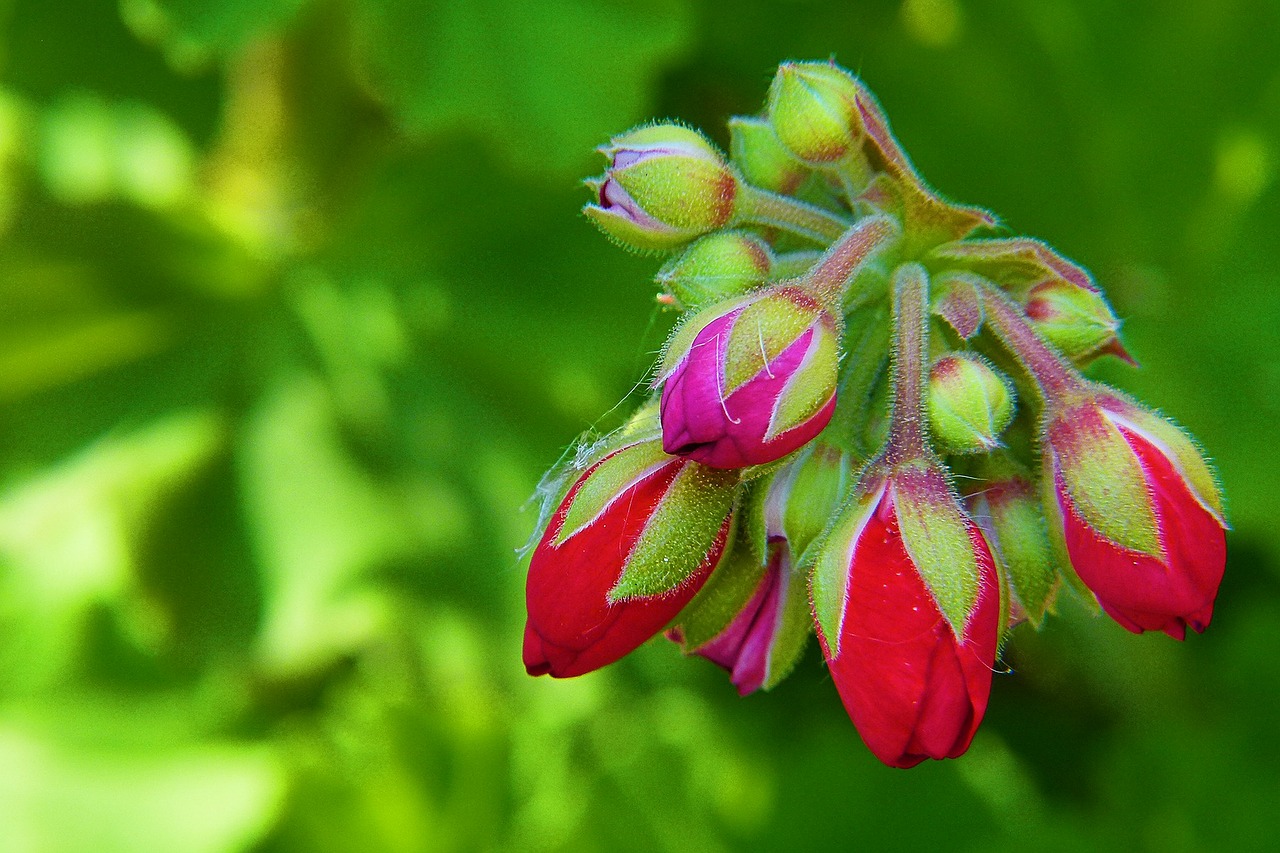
812,469,1000,768
679,547,792,696
1045,394,1227,639
523,438,738,678
656,286,840,469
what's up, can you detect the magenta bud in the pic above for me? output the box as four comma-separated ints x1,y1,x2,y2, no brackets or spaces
584,123,739,252
656,285,840,469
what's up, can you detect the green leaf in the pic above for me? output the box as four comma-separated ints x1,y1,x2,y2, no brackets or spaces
123,0,307,61
352,0,695,178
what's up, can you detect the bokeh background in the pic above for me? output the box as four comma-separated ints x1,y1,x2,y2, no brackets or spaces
1,0,1277,850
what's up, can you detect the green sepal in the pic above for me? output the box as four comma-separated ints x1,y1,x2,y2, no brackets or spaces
554,439,671,546
728,114,812,195
780,444,853,560
970,456,1059,627
929,237,1098,295
722,289,821,393
582,203,683,254
655,230,773,311
766,322,839,440
610,464,740,600
760,554,815,690
931,271,985,339
809,477,885,656
1038,460,1101,611
891,462,980,639
743,478,771,564
673,537,768,651
1097,391,1227,526
1049,403,1162,558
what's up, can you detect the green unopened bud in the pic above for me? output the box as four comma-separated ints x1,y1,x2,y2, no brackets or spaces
966,457,1059,627
1024,279,1134,365
764,442,854,562
655,230,773,311
584,124,738,252
927,353,1015,454
728,115,811,195
766,61,864,166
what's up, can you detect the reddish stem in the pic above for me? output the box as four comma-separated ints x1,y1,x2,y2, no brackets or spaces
801,215,899,310
978,281,1084,403
886,263,929,464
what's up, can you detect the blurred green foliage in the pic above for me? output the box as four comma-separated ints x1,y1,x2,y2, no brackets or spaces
0,0,1277,850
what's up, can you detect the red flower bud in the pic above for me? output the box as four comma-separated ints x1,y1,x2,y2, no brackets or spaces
812,470,1000,768
656,286,839,469
523,439,738,678
1045,394,1227,639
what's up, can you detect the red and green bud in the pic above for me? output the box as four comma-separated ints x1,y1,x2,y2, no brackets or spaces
523,437,739,678
766,61,864,166
927,353,1016,455
1024,278,1133,365
811,464,1000,768
655,230,773,311
584,124,738,252
1042,391,1227,639
656,285,840,469
728,115,813,195
966,458,1059,627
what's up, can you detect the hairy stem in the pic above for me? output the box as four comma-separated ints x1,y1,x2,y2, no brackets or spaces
734,182,851,244
886,263,930,464
977,279,1085,404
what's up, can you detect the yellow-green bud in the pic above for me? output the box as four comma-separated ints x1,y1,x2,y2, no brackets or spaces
655,230,773,311
584,123,738,252
927,353,1015,454
766,61,864,166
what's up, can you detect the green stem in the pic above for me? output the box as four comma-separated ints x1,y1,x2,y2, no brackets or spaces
886,263,930,465
734,182,851,244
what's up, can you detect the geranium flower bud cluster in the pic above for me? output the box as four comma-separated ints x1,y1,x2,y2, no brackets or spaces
524,60,1228,769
